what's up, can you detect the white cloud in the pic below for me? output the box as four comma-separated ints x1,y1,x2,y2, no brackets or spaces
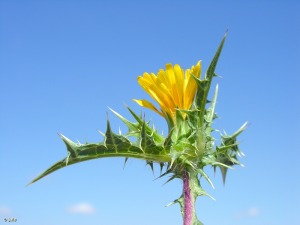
236,207,260,219
247,207,260,217
66,203,96,215
0,206,11,215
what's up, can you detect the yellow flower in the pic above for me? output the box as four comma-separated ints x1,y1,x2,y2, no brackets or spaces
133,61,201,122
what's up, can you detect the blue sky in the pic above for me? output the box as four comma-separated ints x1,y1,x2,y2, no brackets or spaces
0,1,299,225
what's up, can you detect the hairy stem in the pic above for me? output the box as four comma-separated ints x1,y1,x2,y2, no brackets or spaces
183,170,194,225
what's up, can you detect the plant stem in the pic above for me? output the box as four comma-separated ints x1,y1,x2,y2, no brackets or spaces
183,169,194,225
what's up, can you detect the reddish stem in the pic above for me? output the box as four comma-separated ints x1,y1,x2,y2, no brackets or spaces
183,170,193,225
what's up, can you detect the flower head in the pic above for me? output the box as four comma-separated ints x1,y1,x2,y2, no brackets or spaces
134,61,201,123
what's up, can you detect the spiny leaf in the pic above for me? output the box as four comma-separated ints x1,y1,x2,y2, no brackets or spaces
105,119,131,150
193,33,227,123
205,84,219,136
109,107,138,134
205,32,227,81
163,128,174,150
28,130,171,185
216,143,239,154
127,106,164,143
222,122,248,142
197,169,215,189
213,122,247,183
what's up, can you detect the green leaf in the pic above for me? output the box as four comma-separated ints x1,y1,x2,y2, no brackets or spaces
197,168,215,189
28,120,171,185
193,33,227,121
212,122,247,184
108,107,138,135
205,84,219,136
126,106,164,143
205,32,227,81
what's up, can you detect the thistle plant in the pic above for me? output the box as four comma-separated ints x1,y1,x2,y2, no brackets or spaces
29,33,246,225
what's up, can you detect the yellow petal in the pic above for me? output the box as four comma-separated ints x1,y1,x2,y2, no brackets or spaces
132,99,163,117
191,60,201,79
173,64,184,107
183,61,201,109
165,64,181,106
139,72,175,113
135,61,202,123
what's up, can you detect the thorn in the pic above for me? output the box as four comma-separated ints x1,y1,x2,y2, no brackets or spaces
153,169,170,181
162,175,177,186
123,158,128,169
58,133,77,157
97,130,105,137
159,163,164,174
165,200,177,207
146,161,154,174
66,151,70,166
224,29,229,36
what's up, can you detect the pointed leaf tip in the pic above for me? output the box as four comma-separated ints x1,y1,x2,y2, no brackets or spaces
224,29,228,37
57,133,77,158
58,133,75,146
